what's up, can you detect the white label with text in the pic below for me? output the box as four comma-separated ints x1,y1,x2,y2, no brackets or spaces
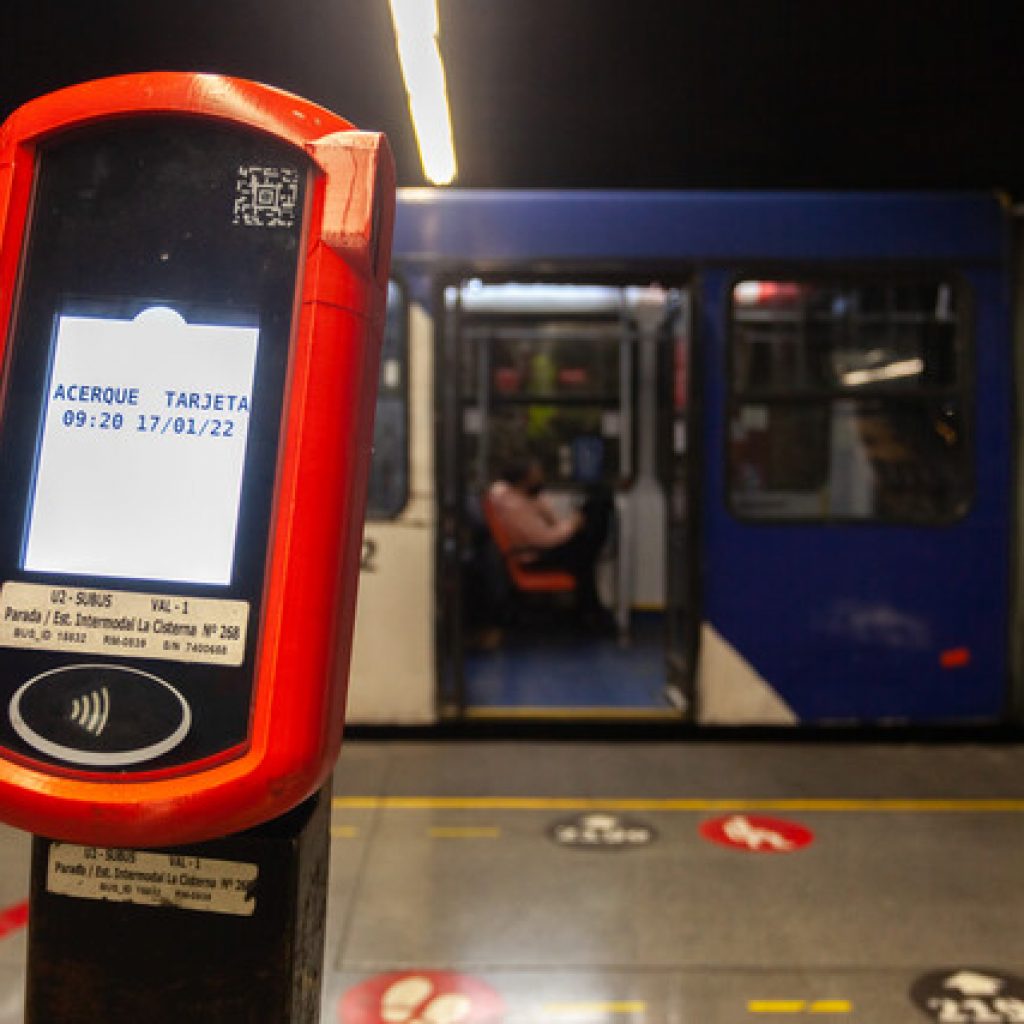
0,582,247,666
46,844,258,916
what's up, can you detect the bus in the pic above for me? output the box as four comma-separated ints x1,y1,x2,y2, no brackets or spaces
345,190,1020,729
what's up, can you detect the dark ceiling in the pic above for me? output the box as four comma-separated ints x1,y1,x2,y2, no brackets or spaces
2,1,1022,196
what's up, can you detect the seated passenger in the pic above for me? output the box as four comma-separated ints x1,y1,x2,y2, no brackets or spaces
487,457,613,626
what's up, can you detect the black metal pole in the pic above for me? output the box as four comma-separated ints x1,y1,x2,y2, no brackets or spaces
24,784,330,1023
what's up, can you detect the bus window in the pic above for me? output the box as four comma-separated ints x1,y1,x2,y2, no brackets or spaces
366,281,408,519
456,283,632,495
728,279,971,523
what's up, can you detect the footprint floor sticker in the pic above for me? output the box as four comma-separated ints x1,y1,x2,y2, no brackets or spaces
340,970,505,1024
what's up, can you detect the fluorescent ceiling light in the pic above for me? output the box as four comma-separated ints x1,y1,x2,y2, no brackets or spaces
456,283,624,314
388,0,457,185
842,357,925,387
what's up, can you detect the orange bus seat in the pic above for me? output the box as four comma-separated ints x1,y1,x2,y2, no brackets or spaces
481,494,576,594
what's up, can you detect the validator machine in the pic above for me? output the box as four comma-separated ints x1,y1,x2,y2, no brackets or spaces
0,73,395,846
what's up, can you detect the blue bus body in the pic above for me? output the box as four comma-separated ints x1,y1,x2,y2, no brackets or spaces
386,190,1014,725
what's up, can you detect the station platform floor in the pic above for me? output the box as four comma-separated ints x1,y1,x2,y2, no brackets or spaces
1,737,1024,1021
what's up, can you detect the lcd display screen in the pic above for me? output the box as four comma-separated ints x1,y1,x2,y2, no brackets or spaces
23,306,260,585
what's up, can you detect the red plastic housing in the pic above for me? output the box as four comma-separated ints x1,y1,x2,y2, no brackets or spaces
0,73,395,846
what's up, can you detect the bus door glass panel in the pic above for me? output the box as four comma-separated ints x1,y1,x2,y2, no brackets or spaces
434,284,466,714
365,281,409,520
657,290,694,706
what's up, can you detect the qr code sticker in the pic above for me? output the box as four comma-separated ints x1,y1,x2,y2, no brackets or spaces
233,165,299,228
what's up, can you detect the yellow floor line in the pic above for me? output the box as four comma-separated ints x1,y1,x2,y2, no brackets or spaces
747,1000,852,1015
329,825,360,839
332,796,1024,814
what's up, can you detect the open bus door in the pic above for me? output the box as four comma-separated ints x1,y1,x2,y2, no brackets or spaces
439,277,695,722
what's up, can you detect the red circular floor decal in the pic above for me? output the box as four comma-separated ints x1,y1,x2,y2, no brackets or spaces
339,970,505,1023
0,901,27,940
699,814,814,853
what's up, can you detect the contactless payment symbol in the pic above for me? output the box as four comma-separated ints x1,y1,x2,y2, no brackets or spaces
9,664,190,767
699,814,814,853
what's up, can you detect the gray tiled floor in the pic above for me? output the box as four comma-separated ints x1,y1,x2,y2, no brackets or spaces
1,740,1024,1021
325,741,1024,1022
